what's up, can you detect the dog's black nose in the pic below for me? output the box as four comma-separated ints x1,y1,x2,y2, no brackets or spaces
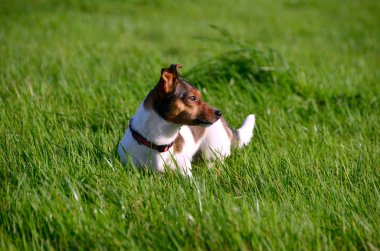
215,110,222,118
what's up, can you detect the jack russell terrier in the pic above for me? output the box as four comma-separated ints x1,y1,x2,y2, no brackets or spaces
118,64,256,177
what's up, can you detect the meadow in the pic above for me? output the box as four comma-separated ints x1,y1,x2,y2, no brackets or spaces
1,0,380,250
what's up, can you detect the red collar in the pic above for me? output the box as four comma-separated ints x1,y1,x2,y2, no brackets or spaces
129,120,174,152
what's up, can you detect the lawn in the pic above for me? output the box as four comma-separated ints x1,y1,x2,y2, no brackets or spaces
1,0,380,250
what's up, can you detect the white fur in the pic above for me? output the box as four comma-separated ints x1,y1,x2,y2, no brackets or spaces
199,119,232,159
118,99,256,177
236,114,256,148
118,101,180,172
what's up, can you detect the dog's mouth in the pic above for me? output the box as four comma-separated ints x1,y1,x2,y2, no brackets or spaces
193,119,215,126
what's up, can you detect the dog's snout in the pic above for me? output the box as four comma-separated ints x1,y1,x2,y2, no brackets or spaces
215,110,222,118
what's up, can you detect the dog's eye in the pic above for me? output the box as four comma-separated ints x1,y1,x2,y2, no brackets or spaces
188,96,197,101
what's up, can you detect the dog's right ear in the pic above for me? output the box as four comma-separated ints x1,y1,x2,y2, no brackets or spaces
159,67,176,95
160,68,174,94
160,68,175,94
159,64,183,95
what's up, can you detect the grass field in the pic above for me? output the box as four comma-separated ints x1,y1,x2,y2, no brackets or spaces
1,0,380,250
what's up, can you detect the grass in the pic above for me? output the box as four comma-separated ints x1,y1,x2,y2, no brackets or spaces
1,0,380,250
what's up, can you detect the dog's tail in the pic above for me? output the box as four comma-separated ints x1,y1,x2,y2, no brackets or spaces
232,114,256,148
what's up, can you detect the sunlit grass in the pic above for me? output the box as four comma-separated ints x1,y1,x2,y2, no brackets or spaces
1,0,379,250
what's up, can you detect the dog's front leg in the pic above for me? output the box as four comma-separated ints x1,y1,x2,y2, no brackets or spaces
155,153,192,177
174,155,193,178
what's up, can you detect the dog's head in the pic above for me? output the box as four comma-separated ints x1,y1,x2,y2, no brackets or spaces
145,64,221,126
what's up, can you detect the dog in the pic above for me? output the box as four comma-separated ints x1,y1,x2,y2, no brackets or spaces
118,64,256,177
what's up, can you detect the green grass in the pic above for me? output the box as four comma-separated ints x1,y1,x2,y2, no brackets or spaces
1,0,380,250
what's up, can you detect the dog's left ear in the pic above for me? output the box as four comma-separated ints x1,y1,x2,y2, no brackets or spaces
160,64,182,94
169,64,182,77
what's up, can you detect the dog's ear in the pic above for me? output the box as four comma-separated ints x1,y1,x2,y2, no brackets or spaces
169,64,182,77
160,64,182,94
160,68,175,94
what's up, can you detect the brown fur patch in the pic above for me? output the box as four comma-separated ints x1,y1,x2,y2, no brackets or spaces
173,133,185,153
144,92,154,109
189,126,206,143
